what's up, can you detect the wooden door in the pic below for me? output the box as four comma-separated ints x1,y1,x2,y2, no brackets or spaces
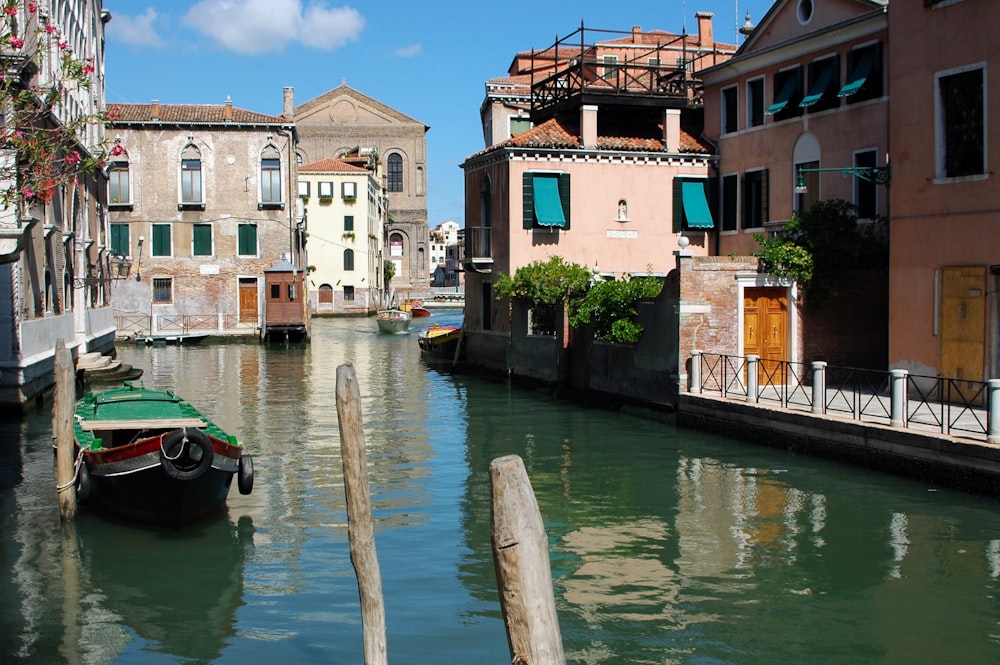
940,266,986,384
239,278,258,323
744,287,788,382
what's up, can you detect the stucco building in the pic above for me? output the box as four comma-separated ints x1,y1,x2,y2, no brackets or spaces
0,1,113,410
107,95,303,339
291,83,431,296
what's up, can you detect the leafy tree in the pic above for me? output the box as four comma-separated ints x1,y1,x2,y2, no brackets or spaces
494,256,591,334
569,275,663,344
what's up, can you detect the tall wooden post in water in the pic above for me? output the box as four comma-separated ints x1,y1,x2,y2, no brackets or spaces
336,364,387,665
490,454,566,664
53,340,77,521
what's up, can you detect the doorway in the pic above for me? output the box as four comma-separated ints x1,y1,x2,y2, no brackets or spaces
744,286,788,381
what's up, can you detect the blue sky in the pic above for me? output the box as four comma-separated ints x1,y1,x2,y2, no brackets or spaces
104,0,775,227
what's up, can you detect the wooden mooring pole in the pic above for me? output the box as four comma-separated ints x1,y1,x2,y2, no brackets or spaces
490,454,566,665
53,340,77,521
336,364,388,665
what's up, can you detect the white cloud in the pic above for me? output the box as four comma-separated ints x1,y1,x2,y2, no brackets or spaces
183,0,364,55
393,44,422,58
107,8,164,48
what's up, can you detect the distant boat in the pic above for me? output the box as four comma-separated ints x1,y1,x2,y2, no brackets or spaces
401,300,431,317
417,323,463,359
376,309,411,334
73,382,254,526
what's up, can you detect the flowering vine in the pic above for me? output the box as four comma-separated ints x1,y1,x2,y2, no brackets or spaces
0,0,112,209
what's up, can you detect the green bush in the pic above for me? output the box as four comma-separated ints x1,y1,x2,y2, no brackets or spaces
569,276,662,344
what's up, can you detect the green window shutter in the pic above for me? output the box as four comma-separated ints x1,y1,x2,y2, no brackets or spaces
193,224,212,256
558,173,571,230
344,215,354,232
522,172,534,229
238,224,257,255
672,177,683,232
152,224,171,256
761,169,770,224
110,224,129,256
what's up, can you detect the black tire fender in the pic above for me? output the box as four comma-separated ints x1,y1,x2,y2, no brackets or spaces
160,428,214,481
77,460,92,504
237,453,254,495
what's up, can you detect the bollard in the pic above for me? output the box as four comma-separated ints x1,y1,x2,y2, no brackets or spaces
689,350,702,394
811,361,827,414
747,355,759,403
988,379,1000,445
53,340,77,521
890,369,908,428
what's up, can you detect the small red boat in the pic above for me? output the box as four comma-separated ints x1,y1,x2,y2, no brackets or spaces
403,301,431,317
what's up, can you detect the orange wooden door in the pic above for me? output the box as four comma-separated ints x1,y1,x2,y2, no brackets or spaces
239,278,258,323
940,266,986,384
744,287,788,382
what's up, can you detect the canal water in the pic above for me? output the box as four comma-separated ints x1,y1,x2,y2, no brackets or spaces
2,312,1000,664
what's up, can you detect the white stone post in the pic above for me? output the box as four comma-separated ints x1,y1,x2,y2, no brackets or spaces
890,369,909,428
747,355,759,403
988,379,1000,444
690,350,702,394
811,361,827,414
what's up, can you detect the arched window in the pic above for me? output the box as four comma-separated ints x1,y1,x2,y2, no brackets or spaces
318,284,334,304
180,143,203,204
387,153,403,192
260,145,282,203
344,248,355,271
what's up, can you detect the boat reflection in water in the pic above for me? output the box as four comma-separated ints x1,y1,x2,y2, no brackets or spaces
78,512,254,662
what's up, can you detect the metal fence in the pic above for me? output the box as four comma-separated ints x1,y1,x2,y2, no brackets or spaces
691,351,1000,443
114,312,259,337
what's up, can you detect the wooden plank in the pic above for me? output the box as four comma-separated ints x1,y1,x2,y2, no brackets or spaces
78,418,205,432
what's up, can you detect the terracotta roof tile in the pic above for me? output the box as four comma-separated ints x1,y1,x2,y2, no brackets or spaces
492,116,709,155
299,157,370,173
109,102,288,125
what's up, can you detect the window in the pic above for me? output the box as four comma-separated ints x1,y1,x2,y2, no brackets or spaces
260,148,282,203
344,249,355,271
390,233,404,257
343,285,355,301
298,180,310,198
110,223,129,256
840,43,883,103
672,178,715,232
800,56,839,113
522,172,570,229
193,223,213,256
318,284,333,304
180,144,203,204
342,181,357,199
766,67,803,121
344,215,354,232
478,176,493,256
510,116,532,137
238,223,257,256
387,153,403,192
937,65,985,179
602,55,619,79
151,223,171,257
318,181,333,198
747,78,765,128
152,277,172,303
108,161,130,205
854,151,878,219
722,86,738,134
721,174,738,232
742,170,769,228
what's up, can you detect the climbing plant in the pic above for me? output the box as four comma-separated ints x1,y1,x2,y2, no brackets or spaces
569,274,663,344
493,256,592,335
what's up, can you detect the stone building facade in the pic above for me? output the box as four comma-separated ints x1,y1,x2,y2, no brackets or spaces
107,98,302,338
290,83,430,297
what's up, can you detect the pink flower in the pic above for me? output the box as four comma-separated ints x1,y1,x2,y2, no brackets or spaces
28,3,37,13
8,37,23,49
45,24,54,34
82,64,94,76
110,143,125,156
57,40,68,51
65,150,81,165
4,7,16,17
23,188,33,199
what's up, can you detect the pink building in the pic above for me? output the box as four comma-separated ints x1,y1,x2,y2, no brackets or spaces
886,0,999,383
462,21,735,342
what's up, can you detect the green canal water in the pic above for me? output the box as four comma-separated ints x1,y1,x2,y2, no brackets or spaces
2,313,1000,664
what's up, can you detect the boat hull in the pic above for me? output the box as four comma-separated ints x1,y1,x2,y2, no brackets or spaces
418,325,462,359
376,309,411,333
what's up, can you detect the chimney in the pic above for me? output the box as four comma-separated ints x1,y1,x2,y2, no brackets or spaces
663,108,681,152
696,11,714,49
150,100,159,121
632,25,642,43
283,86,295,120
224,96,233,121
581,105,598,150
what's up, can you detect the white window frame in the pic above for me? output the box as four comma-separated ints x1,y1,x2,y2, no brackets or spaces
318,181,334,198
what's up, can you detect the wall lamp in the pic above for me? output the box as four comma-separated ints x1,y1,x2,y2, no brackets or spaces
135,235,144,281
794,165,891,194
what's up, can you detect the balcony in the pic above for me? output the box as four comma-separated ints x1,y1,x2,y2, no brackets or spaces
461,226,493,274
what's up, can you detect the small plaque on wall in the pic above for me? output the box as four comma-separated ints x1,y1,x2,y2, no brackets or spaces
200,265,220,275
607,229,638,239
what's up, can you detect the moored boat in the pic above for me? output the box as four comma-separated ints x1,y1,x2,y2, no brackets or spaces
401,300,431,317
376,309,411,333
73,382,253,525
417,323,463,359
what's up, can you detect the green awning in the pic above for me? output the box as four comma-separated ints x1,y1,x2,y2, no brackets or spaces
532,175,566,227
800,62,835,108
838,50,873,97
765,75,798,115
681,180,714,229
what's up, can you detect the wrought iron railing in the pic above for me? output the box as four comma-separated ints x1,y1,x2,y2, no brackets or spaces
691,352,998,442
115,312,259,336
